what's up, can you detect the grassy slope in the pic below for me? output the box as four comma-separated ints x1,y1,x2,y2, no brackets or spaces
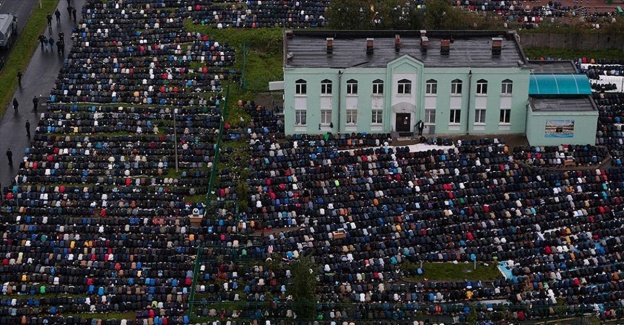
404,262,502,282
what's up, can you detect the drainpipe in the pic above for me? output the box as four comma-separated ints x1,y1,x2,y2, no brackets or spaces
465,70,473,135
337,70,343,133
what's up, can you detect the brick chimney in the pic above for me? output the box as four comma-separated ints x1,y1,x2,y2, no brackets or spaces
366,38,374,55
420,36,429,53
395,34,401,52
440,39,450,55
326,37,334,54
491,37,503,55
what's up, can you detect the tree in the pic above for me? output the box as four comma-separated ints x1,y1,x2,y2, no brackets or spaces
372,0,424,30
326,0,375,30
288,255,318,320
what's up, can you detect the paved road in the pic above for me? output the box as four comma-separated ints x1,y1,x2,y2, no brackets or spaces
0,0,34,33
0,0,85,191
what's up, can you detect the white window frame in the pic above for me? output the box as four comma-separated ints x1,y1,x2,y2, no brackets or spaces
372,79,384,96
346,79,358,95
425,109,436,124
320,109,332,125
449,109,461,124
425,79,437,95
295,109,307,125
451,79,462,96
397,79,412,95
501,79,513,95
476,79,488,95
295,79,307,95
321,79,333,95
371,109,383,124
499,108,511,124
346,109,357,124
474,109,486,124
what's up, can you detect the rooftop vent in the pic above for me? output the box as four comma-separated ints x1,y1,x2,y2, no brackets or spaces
366,38,374,55
420,36,429,53
395,34,401,52
326,37,334,54
492,37,503,55
440,39,450,55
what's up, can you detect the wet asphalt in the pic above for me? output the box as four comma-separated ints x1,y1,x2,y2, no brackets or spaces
0,0,85,189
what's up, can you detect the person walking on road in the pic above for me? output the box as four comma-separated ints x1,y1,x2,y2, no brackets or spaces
46,14,52,26
32,96,39,113
39,34,47,51
67,6,73,20
6,149,12,166
72,7,77,23
48,36,55,51
25,120,31,139
17,71,22,87
12,98,19,112
55,9,61,24
57,39,64,55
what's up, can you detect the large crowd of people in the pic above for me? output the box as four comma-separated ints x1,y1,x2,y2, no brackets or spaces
2,0,624,325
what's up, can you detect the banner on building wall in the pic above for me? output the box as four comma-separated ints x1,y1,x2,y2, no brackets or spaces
545,119,574,138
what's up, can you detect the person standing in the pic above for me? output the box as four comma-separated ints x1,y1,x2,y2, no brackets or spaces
12,98,19,112
67,5,73,20
17,71,22,87
55,9,61,24
32,96,38,113
416,120,424,136
6,149,12,166
46,14,52,26
72,7,77,23
25,120,31,138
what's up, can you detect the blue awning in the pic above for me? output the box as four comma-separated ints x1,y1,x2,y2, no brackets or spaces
529,74,592,95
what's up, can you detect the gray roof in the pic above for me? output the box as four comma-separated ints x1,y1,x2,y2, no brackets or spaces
530,96,596,112
284,30,527,69
526,60,578,74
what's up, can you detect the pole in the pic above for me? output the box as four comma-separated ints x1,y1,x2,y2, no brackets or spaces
174,109,179,172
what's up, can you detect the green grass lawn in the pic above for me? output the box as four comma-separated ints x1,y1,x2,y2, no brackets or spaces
64,311,136,320
403,262,502,282
0,0,59,116
183,21,284,96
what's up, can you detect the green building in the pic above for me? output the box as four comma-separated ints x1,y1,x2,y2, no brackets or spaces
281,30,597,146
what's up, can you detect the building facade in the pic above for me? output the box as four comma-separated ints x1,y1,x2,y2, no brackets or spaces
283,30,532,136
282,30,598,145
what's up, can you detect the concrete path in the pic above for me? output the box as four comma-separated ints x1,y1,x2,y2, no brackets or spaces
0,0,85,190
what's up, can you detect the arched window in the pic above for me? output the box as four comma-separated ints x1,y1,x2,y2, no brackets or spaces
346,79,358,95
425,79,437,95
320,79,332,95
295,79,307,95
501,79,513,95
476,79,488,95
397,79,412,95
372,79,384,95
451,79,462,95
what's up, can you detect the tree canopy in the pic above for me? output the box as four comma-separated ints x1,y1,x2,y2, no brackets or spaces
326,0,499,30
